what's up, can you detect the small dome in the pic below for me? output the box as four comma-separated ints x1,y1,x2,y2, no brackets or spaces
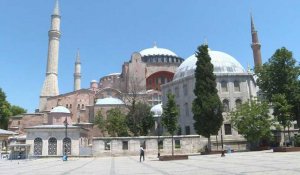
140,45,177,57
174,49,245,80
50,106,70,114
150,103,163,117
91,80,97,83
96,97,124,105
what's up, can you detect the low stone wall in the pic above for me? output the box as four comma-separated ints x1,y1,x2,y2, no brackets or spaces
92,135,204,156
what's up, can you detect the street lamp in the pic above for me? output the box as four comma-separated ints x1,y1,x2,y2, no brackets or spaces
157,117,161,158
63,116,68,161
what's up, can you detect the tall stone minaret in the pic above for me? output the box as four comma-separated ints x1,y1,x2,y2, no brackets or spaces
39,0,61,112
74,50,81,91
251,14,262,67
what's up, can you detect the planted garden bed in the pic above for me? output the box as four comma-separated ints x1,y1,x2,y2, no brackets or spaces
159,155,188,161
273,147,300,152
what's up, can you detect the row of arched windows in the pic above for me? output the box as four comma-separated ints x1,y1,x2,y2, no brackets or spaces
222,99,242,112
33,137,71,156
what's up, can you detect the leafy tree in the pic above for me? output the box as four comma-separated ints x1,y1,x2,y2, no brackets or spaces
230,100,274,150
106,108,128,137
272,94,293,143
255,47,300,127
161,93,179,156
0,88,12,129
94,110,106,133
10,105,27,116
126,102,155,136
192,44,223,152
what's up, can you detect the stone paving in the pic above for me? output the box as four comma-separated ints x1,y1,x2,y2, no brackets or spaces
1,150,300,175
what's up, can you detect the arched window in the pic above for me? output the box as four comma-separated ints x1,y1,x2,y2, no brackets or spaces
235,99,242,109
63,138,71,155
221,81,228,92
48,137,57,155
223,99,230,112
34,138,43,155
234,81,240,92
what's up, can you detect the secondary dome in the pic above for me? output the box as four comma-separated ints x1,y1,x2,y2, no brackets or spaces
50,106,70,113
174,49,245,80
150,103,163,117
96,97,124,105
140,45,177,57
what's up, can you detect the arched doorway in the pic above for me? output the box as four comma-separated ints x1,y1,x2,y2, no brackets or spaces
34,138,43,155
48,137,57,155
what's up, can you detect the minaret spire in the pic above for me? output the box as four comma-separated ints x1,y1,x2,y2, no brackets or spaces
250,14,262,67
53,0,60,16
74,49,82,91
39,0,61,112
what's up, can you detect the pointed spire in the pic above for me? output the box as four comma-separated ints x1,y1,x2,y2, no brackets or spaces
203,37,208,46
53,0,60,16
250,13,255,33
76,49,81,63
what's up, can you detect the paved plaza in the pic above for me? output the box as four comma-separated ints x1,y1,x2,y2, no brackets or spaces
1,150,300,175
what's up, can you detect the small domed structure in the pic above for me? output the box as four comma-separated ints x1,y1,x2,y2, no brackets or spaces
173,49,245,80
150,103,163,117
50,106,70,113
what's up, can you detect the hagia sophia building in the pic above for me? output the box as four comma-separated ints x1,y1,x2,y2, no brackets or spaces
7,0,264,156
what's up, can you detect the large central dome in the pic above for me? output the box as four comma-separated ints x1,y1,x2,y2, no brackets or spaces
140,45,177,57
173,49,245,80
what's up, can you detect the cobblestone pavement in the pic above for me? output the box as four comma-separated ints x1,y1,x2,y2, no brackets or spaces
1,150,300,175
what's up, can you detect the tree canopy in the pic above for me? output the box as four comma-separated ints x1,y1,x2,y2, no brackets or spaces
192,44,223,151
126,102,155,136
0,88,12,129
105,108,128,137
230,100,274,149
255,47,300,127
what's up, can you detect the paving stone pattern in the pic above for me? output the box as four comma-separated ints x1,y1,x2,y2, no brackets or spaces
1,150,300,175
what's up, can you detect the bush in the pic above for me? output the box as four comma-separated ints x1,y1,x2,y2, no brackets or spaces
294,135,300,147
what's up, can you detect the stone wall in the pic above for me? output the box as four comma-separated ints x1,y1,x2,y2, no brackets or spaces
92,135,204,156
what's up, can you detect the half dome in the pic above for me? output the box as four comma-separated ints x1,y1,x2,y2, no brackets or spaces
174,49,245,80
96,97,124,105
140,45,177,57
50,106,70,113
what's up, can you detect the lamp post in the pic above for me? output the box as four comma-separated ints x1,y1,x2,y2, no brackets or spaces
63,116,68,160
157,117,161,158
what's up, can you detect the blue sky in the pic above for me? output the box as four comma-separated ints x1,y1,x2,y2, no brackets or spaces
0,0,299,112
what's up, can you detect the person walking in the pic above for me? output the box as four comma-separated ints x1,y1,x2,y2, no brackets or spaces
140,146,145,162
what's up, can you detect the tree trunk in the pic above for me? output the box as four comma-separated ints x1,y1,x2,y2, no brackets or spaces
172,134,174,157
283,128,286,146
208,136,211,152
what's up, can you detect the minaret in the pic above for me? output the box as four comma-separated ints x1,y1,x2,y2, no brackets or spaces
74,50,81,91
39,0,61,112
251,14,262,67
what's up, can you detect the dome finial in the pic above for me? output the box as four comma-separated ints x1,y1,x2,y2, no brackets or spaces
153,41,157,48
203,37,208,46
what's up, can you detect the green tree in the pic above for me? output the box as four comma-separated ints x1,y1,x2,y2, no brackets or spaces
94,110,106,133
10,105,27,116
106,108,128,137
126,102,155,136
255,47,300,127
192,44,223,152
0,88,12,129
161,93,179,156
272,94,293,143
230,100,274,150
